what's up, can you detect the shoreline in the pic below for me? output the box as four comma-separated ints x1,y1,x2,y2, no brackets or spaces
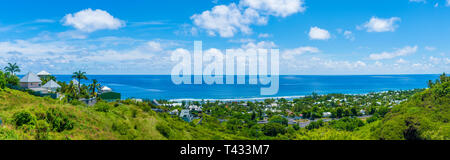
165,88,425,102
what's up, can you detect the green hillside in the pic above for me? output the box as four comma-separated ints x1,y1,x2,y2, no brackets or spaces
0,89,244,140
370,77,450,140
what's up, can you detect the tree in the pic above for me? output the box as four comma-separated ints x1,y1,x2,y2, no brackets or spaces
269,115,288,126
88,79,101,98
41,75,56,85
0,71,6,89
72,70,88,90
262,123,286,136
4,63,20,75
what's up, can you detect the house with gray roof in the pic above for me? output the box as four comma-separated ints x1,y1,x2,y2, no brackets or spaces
20,72,42,88
42,80,61,92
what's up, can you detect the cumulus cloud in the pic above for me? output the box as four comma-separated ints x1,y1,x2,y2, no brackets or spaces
240,0,306,17
369,46,418,60
191,0,305,37
62,8,125,32
308,27,330,40
191,4,266,37
282,46,319,59
361,17,401,32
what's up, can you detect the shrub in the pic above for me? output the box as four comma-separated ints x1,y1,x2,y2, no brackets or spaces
0,71,6,89
94,102,112,112
269,115,288,126
329,117,364,131
112,121,131,135
306,120,324,130
156,123,172,138
366,115,379,124
35,120,50,140
13,111,36,127
45,108,74,132
262,123,286,136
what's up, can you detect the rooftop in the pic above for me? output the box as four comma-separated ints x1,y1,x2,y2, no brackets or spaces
20,72,42,83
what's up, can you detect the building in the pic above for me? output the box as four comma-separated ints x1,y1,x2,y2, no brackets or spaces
179,109,193,122
20,72,42,88
36,70,51,78
322,112,332,117
100,86,112,94
169,109,179,115
42,80,61,92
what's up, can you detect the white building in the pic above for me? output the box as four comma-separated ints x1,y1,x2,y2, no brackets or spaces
36,70,51,78
100,86,112,93
322,112,332,117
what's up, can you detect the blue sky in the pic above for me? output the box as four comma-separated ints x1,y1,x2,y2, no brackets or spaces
0,0,449,75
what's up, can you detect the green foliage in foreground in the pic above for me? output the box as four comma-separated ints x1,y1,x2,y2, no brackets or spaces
0,89,245,140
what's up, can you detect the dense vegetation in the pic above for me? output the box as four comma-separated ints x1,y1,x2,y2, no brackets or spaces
0,68,448,139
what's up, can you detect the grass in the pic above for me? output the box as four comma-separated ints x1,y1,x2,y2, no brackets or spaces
0,88,244,140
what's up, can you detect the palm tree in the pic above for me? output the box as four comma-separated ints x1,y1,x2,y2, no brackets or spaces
41,75,57,85
4,63,20,75
72,70,88,90
88,79,101,98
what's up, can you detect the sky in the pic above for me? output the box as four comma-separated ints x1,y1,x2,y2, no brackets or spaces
0,0,449,75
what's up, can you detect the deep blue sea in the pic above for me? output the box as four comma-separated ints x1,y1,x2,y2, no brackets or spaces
43,74,439,101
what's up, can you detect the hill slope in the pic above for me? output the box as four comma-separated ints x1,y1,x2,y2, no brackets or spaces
0,88,243,140
372,81,449,140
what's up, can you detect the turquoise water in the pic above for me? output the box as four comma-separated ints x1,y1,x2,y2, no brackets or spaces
45,74,439,101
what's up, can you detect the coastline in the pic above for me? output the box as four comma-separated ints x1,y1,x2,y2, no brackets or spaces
167,88,425,102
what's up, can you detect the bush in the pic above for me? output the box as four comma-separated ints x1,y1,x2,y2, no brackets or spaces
306,120,324,130
0,71,6,89
262,123,286,136
45,108,74,132
35,120,50,140
156,123,172,138
366,115,379,124
94,102,112,112
13,111,36,127
329,117,364,131
112,121,131,135
269,115,288,126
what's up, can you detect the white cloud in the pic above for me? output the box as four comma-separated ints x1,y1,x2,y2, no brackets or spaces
369,46,418,60
62,8,125,32
258,33,271,38
425,46,436,51
146,41,163,52
282,46,319,59
343,30,355,41
309,27,330,40
241,41,276,49
192,0,304,37
362,17,401,32
396,58,408,64
191,4,266,37
240,0,306,17
447,0,450,6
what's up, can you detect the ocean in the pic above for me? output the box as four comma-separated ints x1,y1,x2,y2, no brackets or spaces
45,74,439,101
